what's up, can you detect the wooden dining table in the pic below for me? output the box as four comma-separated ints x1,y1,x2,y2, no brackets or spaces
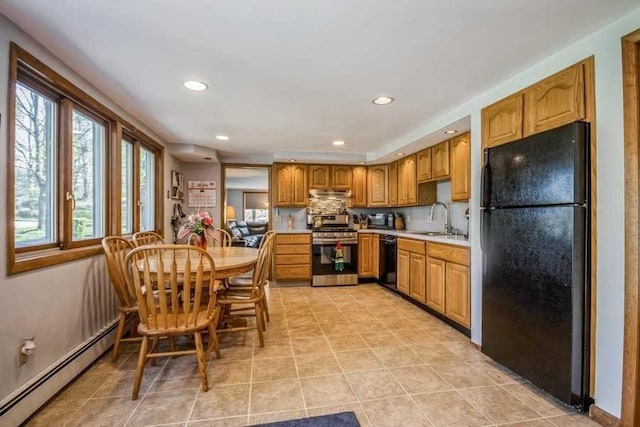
135,246,259,280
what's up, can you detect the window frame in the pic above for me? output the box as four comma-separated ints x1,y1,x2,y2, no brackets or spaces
7,43,164,274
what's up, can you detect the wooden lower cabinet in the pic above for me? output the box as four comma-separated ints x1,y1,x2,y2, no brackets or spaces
358,233,379,278
409,252,426,303
425,257,446,313
445,263,471,328
275,233,311,280
397,249,410,295
426,242,470,329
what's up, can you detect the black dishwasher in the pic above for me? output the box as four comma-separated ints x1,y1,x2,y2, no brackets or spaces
378,235,397,290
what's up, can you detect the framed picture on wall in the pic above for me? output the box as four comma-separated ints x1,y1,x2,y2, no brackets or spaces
171,170,183,200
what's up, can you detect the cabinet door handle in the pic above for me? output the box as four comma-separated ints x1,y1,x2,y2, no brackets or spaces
65,192,76,211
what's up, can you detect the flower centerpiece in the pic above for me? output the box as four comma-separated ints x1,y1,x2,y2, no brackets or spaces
176,208,215,249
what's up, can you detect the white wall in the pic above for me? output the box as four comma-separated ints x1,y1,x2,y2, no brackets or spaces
181,162,222,226
406,7,640,417
0,14,180,419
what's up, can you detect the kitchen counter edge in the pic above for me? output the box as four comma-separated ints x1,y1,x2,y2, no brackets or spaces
356,229,470,247
274,229,313,234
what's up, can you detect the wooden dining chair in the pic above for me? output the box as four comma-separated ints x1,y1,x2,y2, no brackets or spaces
124,245,220,400
227,230,276,322
214,232,275,348
132,231,164,247
102,236,141,362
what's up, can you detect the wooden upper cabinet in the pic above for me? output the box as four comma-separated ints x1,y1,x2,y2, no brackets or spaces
416,148,432,183
291,164,308,206
524,62,585,136
309,165,330,189
481,92,524,149
351,166,367,207
397,159,407,206
431,141,450,179
331,165,352,189
367,164,388,207
388,161,398,207
405,155,418,205
450,132,471,201
273,163,293,206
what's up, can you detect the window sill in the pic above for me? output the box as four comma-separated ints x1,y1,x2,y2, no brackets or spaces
9,245,104,275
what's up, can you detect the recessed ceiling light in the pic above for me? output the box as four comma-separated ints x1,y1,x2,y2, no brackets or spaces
444,129,458,135
332,140,345,146
183,80,208,91
360,161,366,165
289,159,296,162
396,152,405,156
372,96,394,105
215,135,230,141
204,157,212,160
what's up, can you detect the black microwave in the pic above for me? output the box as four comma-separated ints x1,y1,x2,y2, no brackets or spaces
367,213,393,229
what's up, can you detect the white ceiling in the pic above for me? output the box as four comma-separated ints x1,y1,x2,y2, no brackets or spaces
2,1,638,162
225,167,269,190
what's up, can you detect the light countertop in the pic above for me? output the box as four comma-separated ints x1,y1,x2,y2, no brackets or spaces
275,229,313,234
357,228,470,247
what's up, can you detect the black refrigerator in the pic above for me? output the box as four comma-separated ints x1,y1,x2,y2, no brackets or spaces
481,121,591,409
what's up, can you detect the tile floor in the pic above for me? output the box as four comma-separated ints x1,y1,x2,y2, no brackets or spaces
26,284,600,427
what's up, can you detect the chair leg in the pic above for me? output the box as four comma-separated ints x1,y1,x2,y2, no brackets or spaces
150,337,159,366
255,303,265,348
260,301,267,332
207,320,221,359
194,332,209,392
132,336,149,400
169,336,177,357
111,311,126,362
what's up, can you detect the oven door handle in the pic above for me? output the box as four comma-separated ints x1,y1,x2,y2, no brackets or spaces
312,239,358,245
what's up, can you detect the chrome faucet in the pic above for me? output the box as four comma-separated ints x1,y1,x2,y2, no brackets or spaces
429,202,450,234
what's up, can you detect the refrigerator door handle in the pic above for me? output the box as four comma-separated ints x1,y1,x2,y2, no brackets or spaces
480,208,486,251
481,150,491,208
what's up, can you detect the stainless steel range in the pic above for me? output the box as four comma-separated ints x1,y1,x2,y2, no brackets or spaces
308,214,358,287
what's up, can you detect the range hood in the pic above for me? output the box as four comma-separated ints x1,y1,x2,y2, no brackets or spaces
308,189,351,199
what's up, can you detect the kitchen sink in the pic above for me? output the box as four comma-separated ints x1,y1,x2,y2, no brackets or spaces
403,231,449,236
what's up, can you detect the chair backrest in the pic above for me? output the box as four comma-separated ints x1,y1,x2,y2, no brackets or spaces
132,231,164,247
124,245,217,331
102,236,136,308
251,232,276,295
259,230,276,250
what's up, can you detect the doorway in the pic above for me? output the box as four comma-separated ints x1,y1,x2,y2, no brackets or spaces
622,28,640,427
221,164,271,230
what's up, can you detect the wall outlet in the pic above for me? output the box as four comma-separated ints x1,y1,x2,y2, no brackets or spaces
406,215,411,223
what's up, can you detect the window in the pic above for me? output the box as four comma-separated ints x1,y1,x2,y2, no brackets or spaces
243,192,269,222
8,43,164,273
13,83,57,249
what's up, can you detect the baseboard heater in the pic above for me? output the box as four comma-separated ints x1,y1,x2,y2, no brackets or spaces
0,320,118,426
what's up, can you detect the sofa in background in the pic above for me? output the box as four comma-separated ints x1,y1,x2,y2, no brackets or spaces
226,220,268,248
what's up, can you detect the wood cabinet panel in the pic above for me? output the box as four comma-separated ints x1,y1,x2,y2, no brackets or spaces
426,257,446,314
398,155,417,205
389,161,398,207
276,234,311,245
275,254,310,265
358,233,374,277
525,62,585,135
416,148,432,183
450,132,471,201
372,234,379,280
397,159,407,206
291,164,308,206
409,252,426,303
481,93,524,149
309,165,330,189
445,263,471,328
397,249,410,295
276,265,311,280
331,165,352,189
276,244,310,255
367,164,388,207
398,238,426,255
351,166,367,207
431,141,450,179
273,163,308,207
427,242,469,266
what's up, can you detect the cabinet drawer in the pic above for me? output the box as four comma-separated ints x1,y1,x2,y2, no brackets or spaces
398,238,426,255
276,265,311,280
427,242,470,266
276,244,310,255
276,254,310,265
276,234,311,244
